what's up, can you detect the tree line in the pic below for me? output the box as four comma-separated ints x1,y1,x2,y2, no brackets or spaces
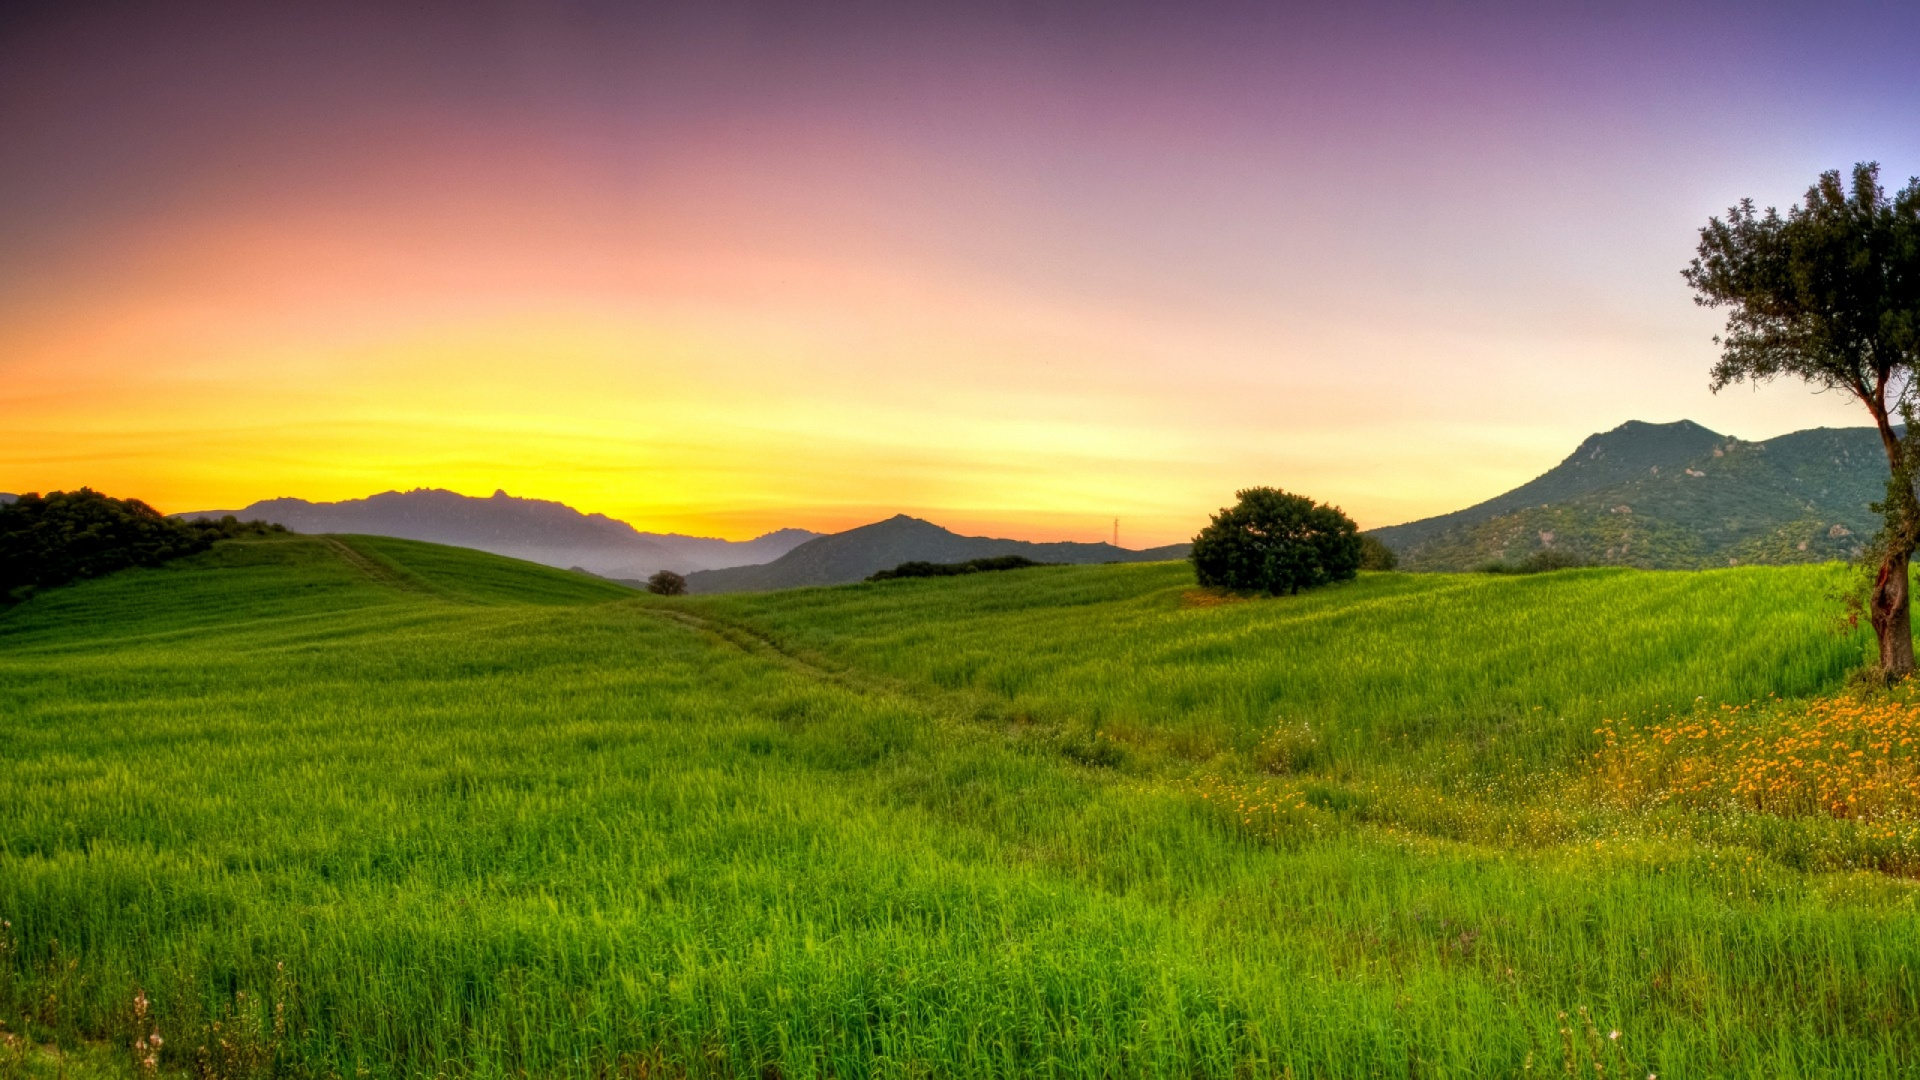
0,489,284,603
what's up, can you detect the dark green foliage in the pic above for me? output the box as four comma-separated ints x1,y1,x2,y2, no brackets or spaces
1684,163,1920,408
0,488,282,602
867,555,1046,581
1357,534,1398,571
647,569,689,595
1189,487,1362,596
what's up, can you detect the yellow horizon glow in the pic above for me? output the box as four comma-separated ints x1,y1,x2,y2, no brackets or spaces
7,2,1912,551
0,120,1876,547
0,264,1871,547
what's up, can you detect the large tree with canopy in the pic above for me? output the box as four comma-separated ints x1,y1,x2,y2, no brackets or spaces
1684,163,1920,675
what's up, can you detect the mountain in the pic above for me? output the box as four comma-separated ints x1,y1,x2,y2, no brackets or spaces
1371,420,1891,570
0,494,15,504
683,514,1190,593
178,489,819,579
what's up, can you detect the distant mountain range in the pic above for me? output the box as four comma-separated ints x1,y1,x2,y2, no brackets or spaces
75,416,1901,587
173,489,1188,591
682,514,1190,593
1371,420,1891,570
179,489,820,579
0,493,15,504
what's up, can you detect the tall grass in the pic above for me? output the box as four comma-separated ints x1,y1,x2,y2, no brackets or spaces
1,541,1915,1078
696,563,1867,772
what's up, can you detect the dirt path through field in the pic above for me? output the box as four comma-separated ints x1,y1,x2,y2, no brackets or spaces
641,604,1051,747
645,607,848,682
320,537,436,596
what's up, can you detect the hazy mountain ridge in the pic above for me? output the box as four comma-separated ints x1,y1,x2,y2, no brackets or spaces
1372,420,1892,570
683,514,1190,593
178,488,819,579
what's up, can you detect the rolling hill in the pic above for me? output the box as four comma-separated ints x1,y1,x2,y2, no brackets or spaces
179,488,818,579
1,532,1902,1076
682,513,1190,592
1371,420,1893,569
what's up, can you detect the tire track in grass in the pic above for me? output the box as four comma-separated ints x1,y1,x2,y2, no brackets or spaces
645,606,861,686
642,603,1132,773
645,605,1026,722
320,536,443,599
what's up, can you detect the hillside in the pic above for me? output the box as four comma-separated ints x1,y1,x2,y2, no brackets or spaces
0,534,632,647
180,488,818,579
683,513,1189,592
1372,420,1891,569
3,542,1908,1076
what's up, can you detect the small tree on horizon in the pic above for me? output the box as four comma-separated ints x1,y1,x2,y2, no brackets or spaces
1358,534,1399,572
1189,487,1362,596
1684,163,1920,677
646,570,688,596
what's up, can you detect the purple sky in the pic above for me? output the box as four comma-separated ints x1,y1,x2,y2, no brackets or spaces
3,1,1917,541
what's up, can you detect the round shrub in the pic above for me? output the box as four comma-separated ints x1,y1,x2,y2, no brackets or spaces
646,570,688,596
1358,534,1399,571
1189,487,1363,596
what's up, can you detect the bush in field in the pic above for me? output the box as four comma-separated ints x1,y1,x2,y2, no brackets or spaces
867,555,1045,582
1189,488,1362,596
0,488,282,602
646,570,688,596
1358,534,1399,571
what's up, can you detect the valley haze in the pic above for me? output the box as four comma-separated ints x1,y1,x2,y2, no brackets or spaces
181,488,822,581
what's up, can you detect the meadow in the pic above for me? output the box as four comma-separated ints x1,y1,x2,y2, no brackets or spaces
3,534,1918,1079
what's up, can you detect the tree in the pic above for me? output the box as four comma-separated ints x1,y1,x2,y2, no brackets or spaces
1358,534,1399,571
1189,487,1362,595
0,488,283,602
646,569,688,596
1684,163,1920,676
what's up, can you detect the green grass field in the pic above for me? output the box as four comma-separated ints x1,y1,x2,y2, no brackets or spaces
3,535,1917,1079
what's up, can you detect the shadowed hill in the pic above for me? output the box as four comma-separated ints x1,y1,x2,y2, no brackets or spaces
179,489,818,579
0,533,634,648
1371,421,1891,570
683,514,1189,593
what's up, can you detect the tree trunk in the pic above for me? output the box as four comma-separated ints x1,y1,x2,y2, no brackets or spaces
1872,548,1915,679
1863,402,1914,679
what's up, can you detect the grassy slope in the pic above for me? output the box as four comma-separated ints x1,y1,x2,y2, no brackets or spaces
695,563,1862,763
2,543,1917,1079
0,535,632,650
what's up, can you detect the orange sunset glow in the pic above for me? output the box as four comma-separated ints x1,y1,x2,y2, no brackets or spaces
3,2,1909,544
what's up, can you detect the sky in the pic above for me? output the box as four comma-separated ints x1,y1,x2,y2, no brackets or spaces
3,1,1918,546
